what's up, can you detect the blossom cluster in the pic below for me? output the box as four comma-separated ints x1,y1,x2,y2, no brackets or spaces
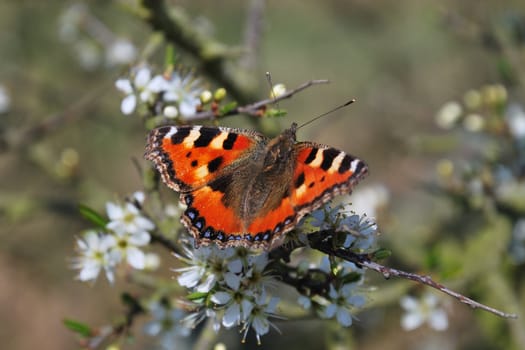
136,203,381,348
115,65,204,119
297,256,366,327
172,243,280,345
434,84,525,264
305,203,379,251
73,192,157,283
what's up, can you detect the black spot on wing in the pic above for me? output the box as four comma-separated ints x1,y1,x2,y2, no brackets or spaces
171,127,191,144
295,172,305,188
208,156,223,173
321,148,339,171
194,128,221,147
304,148,318,165
223,133,238,150
191,160,198,167
339,155,353,174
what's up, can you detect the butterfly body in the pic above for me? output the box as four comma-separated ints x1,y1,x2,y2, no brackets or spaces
145,123,367,250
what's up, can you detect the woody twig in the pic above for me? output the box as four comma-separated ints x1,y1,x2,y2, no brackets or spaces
308,230,518,319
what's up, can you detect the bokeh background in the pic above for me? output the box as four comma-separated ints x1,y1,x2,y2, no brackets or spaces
1,0,525,349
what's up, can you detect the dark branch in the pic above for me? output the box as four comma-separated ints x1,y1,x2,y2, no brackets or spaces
150,231,182,255
308,230,518,319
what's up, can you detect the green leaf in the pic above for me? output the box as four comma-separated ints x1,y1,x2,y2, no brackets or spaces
165,44,177,67
341,272,362,284
372,248,391,260
187,291,208,301
63,318,92,338
265,108,287,117
218,101,238,115
78,204,108,228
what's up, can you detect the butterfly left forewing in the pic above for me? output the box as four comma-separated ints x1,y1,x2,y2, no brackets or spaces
145,125,263,192
291,142,368,218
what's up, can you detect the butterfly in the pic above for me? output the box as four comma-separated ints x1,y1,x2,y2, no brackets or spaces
145,123,368,250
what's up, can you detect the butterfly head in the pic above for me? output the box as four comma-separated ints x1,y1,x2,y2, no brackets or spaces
262,123,298,171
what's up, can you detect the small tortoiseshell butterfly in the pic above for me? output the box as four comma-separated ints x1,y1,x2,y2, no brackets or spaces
145,123,368,250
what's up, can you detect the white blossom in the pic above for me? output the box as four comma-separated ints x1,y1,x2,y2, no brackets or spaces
72,231,118,283
400,293,449,331
308,204,378,251
111,229,150,269
175,245,242,293
144,302,192,349
211,290,253,328
105,38,136,66
162,72,203,117
115,66,164,115
106,200,154,235
241,291,280,345
321,284,365,327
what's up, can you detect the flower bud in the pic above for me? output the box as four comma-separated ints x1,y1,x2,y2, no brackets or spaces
200,90,213,104
213,88,227,101
163,105,179,119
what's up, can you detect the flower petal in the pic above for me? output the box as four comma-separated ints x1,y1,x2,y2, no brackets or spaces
324,304,337,318
126,247,145,269
401,312,424,331
120,94,137,115
134,66,151,88
115,78,132,94
211,292,231,305
129,231,151,246
336,308,353,327
222,303,241,328
429,309,449,331
400,296,418,311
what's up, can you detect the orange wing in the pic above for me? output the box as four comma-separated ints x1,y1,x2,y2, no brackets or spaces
291,143,368,219
145,125,262,192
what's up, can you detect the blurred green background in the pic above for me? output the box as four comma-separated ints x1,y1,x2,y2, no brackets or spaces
1,0,524,349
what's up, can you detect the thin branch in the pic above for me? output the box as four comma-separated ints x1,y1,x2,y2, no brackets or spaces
179,79,329,122
150,230,182,255
308,231,518,319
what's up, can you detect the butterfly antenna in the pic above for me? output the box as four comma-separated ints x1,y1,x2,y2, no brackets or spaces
296,98,357,130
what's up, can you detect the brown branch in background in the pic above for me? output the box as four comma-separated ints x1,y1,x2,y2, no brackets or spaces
140,0,260,103
239,0,266,71
180,79,329,122
308,231,518,319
